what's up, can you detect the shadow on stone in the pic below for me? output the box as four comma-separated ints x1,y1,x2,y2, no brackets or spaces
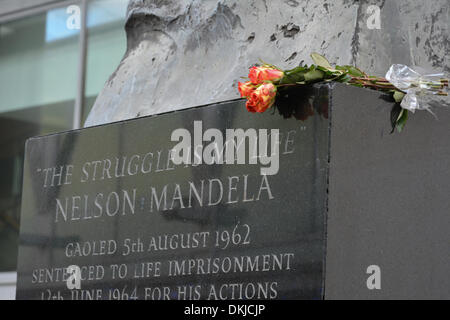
273,84,329,121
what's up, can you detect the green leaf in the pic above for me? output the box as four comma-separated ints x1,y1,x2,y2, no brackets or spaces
390,103,402,133
334,73,352,83
393,91,405,103
304,69,325,82
349,66,366,77
284,66,308,74
281,66,309,84
396,108,408,133
280,72,305,84
336,65,365,77
310,52,332,69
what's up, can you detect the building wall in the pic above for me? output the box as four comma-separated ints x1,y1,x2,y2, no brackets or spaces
0,0,65,16
85,0,449,126
0,1,71,300
0,0,128,300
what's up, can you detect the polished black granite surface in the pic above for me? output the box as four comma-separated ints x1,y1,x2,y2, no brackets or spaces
16,85,330,300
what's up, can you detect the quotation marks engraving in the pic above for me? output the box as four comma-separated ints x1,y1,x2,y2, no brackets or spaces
366,265,381,290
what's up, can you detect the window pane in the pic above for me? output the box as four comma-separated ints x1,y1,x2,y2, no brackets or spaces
0,10,79,271
83,0,128,122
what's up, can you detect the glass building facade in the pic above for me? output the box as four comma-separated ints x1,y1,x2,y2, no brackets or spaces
0,0,128,297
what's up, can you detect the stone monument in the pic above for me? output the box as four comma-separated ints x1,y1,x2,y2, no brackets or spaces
17,84,450,299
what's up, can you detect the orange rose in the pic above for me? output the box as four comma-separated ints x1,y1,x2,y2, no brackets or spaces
248,66,284,84
238,81,256,98
246,83,277,113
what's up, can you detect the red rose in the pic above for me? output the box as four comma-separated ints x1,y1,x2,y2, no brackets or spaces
246,83,277,113
246,100,257,112
248,66,284,84
238,81,256,98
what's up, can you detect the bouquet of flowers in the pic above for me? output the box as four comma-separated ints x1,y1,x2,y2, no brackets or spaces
238,53,448,132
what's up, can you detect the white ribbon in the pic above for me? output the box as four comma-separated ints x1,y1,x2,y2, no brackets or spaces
385,64,448,114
